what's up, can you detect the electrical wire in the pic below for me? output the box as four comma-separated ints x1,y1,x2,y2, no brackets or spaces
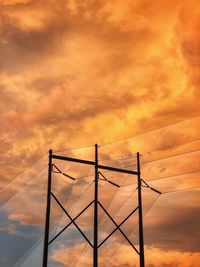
100,114,200,148
14,174,85,266
104,194,161,267
103,184,200,267
1,116,200,267
53,144,94,153
76,184,200,267
3,114,200,194
72,187,139,267
85,150,200,187
0,152,47,191
104,184,200,267
99,147,200,173
145,169,200,183
0,165,48,208
99,137,200,163
66,153,200,189
51,179,94,241
162,187,200,194
49,167,93,232
121,169,200,188
71,179,122,267
141,148,200,165
13,236,44,267
50,179,75,239
2,115,200,266
2,132,199,200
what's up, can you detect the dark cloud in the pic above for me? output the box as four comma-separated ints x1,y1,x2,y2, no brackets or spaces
144,190,200,253
176,1,200,92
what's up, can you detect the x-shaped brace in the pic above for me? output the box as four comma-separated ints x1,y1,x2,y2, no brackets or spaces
98,201,139,255
49,193,94,247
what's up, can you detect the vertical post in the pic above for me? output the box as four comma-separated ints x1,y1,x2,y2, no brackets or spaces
137,152,145,267
43,149,52,267
93,144,99,267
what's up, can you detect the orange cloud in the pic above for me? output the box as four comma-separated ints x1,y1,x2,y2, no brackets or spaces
0,0,200,266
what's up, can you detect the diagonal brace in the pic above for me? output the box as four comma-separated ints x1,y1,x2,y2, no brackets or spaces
52,164,62,174
98,201,139,254
52,164,75,181
141,179,162,194
48,199,94,245
50,192,94,247
99,172,120,188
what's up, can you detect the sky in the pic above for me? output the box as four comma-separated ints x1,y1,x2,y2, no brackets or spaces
0,0,200,266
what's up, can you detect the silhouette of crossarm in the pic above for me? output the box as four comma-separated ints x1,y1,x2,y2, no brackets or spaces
98,201,139,254
49,192,94,247
52,154,138,175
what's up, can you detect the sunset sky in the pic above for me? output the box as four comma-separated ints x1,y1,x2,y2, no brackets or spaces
0,0,200,266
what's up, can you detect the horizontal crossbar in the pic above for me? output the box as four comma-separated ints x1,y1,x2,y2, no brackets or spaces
52,154,138,175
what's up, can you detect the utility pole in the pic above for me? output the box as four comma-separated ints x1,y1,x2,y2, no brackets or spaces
42,148,158,267
93,144,99,267
43,149,52,267
137,152,145,267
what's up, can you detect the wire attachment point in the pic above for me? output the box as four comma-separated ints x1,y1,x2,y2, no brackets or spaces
141,179,162,194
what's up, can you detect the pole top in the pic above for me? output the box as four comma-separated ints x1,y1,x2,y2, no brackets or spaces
95,144,100,148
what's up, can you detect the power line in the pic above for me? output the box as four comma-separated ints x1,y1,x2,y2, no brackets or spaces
50,142,200,186
141,148,200,165
51,164,95,243
51,180,75,238
146,169,200,183
2,115,200,195
3,114,200,193
48,148,200,193
91,148,200,184
100,114,200,148
72,180,122,266
66,154,200,189
0,153,47,191
104,194,161,267
121,147,200,171
71,181,130,266
142,138,200,157
162,187,200,194
121,169,200,187
53,144,94,153
73,188,138,267
76,184,200,267
104,184,200,267
0,166,47,208
98,141,200,166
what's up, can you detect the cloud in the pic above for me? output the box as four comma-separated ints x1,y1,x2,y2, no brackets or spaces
175,1,200,91
0,1,200,265
51,244,200,267
144,189,200,253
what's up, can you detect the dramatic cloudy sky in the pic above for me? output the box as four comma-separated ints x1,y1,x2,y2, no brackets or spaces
0,0,200,266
